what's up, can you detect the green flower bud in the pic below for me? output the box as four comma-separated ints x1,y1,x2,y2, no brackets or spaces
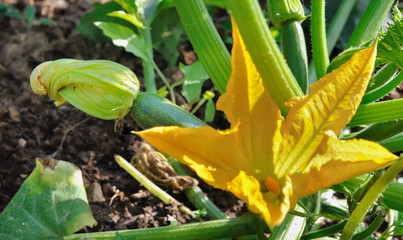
30,59,139,120
267,0,305,27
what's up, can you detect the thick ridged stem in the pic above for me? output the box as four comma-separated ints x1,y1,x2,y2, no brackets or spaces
341,157,403,240
311,0,329,80
227,0,303,115
174,0,231,94
346,0,394,48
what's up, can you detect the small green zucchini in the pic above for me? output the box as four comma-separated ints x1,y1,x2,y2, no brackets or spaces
131,92,206,129
282,20,308,94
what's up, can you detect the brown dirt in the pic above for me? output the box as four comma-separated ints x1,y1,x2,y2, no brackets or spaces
0,0,246,233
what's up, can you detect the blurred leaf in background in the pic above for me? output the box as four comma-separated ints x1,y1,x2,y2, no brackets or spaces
180,60,210,106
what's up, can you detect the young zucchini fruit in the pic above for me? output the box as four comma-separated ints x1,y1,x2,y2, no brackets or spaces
282,20,308,93
131,92,206,129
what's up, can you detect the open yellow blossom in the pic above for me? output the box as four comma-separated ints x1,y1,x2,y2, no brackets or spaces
136,23,396,228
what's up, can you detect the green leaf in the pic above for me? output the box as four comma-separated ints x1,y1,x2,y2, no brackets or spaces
115,231,125,240
377,5,403,68
180,61,210,105
0,158,96,239
94,21,150,61
392,210,403,236
151,8,184,66
113,0,137,14
344,119,403,142
35,18,55,26
157,86,169,98
204,99,215,123
382,182,403,212
75,1,132,43
24,5,35,28
366,63,398,92
378,132,403,153
331,174,370,196
320,198,349,221
0,3,23,19
137,0,161,20
107,10,143,28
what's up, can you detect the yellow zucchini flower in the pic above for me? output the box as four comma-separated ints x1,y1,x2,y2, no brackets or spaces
136,23,396,228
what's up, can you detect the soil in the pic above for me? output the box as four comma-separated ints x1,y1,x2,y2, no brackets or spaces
0,0,246,234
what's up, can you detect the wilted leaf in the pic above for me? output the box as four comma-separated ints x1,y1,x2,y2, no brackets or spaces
0,158,96,239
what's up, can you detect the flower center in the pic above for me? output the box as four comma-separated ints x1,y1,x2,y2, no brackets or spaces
265,176,280,194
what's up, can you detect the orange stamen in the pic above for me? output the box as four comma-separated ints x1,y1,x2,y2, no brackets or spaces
265,176,280,193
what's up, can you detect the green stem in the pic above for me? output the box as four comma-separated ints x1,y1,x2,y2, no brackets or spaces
346,0,394,48
308,0,358,85
141,26,157,93
311,0,329,80
367,63,398,92
351,212,384,240
326,0,357,53
150,60,176,104
379,132,403,153
268,205,306,239
114,155,193,216
346,119,403,142
64,215,259,240
348,99,403,126
168,157,228,220
174,0,231,94
382,182,403,212
340,156,403,240
227,0,303,115
191,86,216,115
362,70,403,104
385,209,396,240
302,220,347,240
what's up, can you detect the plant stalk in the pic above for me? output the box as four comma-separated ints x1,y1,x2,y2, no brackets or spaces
174,0,231,94
141,25,157,93
311,0,329,80
348,99,403,126
227,0,303,115
340,156,403,240
308,0,358,84
168,157,228,220
64,215,259,240
346,0,394,48
114,155,193,216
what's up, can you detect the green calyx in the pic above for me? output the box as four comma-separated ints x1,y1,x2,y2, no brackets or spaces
267,0,305,27
30,59,139,120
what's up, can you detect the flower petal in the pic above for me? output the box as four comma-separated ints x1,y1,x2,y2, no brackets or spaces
228,171,293,228
137,126,244,189
290,131,396,198
217,19,283,178
275,44,377,177
263,175,294,227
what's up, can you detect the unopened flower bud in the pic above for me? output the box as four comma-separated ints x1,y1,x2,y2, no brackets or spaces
30,59,139,120
267,0,305,27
